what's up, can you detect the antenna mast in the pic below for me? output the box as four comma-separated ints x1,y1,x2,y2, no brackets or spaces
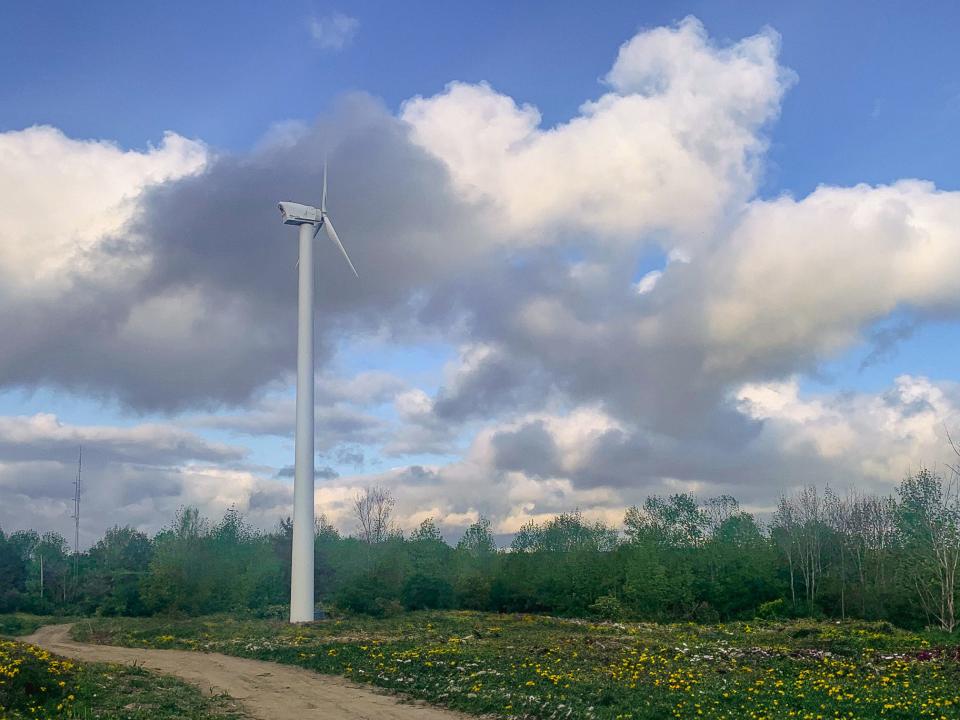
71,446,82,578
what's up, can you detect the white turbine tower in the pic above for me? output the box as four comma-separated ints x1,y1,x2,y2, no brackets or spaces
278,163,358,623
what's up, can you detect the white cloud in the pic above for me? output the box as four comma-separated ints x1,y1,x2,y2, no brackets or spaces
736,375,960,486
0,126,205,292
634,269,662,294
705,181,960,374
309,12,359,51
402,17,791,244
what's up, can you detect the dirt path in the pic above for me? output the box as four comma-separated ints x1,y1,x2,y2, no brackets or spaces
25,624,469,720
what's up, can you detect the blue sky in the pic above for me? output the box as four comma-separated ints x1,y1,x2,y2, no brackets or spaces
2,2,960,542
4,1,959,195
3,0,958,398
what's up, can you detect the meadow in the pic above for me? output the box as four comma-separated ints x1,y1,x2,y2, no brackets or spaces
0,620,248,720
72,611,960,720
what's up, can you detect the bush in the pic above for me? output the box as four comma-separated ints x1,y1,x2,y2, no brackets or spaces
589,594,623,620
334,572,400,617
402,573,455,610
249,604,288,620
454,572,492,610
0,614,57,637
692,602,720,624
756,598,787,620
374,598,404,617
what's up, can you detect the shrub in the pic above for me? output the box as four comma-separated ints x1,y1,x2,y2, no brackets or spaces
402,573,455,610
589,594,624,620
756,598,787,620
692,602,720,624
334,572,400,617
374,598,404,617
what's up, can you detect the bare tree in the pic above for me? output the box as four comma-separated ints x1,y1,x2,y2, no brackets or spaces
353,485,395,544
771,494,798,608
315,512,339,538
842,492,898,617
825,486,848,619
703,495,739,537
775,486,826,610
863,494,898,614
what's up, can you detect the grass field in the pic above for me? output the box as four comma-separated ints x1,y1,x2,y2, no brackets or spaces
71,611,960,720
0,614,71,638
0,635,249,720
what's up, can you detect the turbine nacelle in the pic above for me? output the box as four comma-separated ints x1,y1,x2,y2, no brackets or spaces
277,164,359,278
278,201,322,226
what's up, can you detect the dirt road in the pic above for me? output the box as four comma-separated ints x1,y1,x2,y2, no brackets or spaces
25,624,469,720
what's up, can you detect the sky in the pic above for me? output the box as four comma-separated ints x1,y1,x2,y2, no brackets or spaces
1,1,960,547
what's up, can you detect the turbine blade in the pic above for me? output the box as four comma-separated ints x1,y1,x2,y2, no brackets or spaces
323,217,359,278
321,159,328,214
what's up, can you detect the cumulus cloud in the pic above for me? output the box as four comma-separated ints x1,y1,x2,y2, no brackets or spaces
0,126,206,291
705,182,960,375
0,96,492,409
383,388,462,455
402,17,791,243
736,375,960,487
316,371,407,406
4,18,960,543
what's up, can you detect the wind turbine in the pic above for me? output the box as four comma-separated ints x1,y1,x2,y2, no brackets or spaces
278,163,358,623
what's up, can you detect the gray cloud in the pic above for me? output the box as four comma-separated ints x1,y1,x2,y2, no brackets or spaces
334,447,365,468
0,95,490,412
317,466,340,480
396,465,439,485
433,347,549,422
4,19,960,543
275,465,340,480
316,371,407,406
0,414,244,466
491,420,561,477
193,396,385,450
248,486,292,512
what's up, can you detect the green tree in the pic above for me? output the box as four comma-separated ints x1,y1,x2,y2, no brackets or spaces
697,512,779,618
141,507,215,614
402,518,454,610
454,517,497,609
0,527,28,612
625,494,707,548
897,468,960,631
83,526,152,615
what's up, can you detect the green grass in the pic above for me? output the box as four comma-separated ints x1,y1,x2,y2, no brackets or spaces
72,611,960,719
0,613,70,637
66,663,249,720
0,638,249,720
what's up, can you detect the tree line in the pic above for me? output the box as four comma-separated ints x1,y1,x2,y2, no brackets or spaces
1,467,959,631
